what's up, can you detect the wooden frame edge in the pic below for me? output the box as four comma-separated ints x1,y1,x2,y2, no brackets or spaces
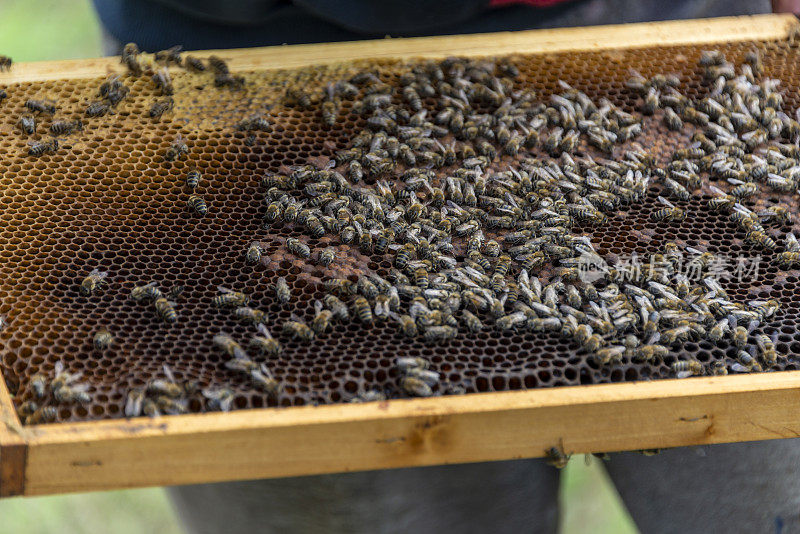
0,373,27,497
1,13,800,496
0,14,796,84
13,371,800,496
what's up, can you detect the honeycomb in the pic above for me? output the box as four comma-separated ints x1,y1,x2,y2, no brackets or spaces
2,36,800,424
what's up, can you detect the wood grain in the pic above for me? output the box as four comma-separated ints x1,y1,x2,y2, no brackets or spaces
19,371,800,495
0,14,795,84
1,14,799,496
0,372,27,497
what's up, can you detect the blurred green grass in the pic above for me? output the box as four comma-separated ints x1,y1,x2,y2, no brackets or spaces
0,0,101,62
0,1,639,532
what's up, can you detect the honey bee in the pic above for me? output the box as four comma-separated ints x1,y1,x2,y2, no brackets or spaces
285,87,312,109
213,332,247,358
353,296,373,323
460,310,484,333
672,146,705,159
242,242,262,264
208,55,230,74
237,115,271,132
80,268,108,296
16,400,38,420
184,55,206,72
636,344,669,362
732,349,762,373
154,44,182,65
264,201,283,224
154,297,178,323
651,196,685,222
545,444,571,469
594,346,626,366
249,323,282,357
708,318,730,341
212,286,249,307
166,134,189,161
323,294,349,321
778,233,800,267
745,230,776,250
187,194,207,215
99,74,129,106
30,373,49,398
25,98,57,114
234,306,269,325
27,139,59,157
121,43,142,76
130,281,162,301
93,328,113,350
203,387,235,412
275,277,291,303
143,369,184,400
85,101,111,117
124,389,148,415
215,72,247,89
49,119,83,136
755,333,778,366
759,205,791,225
401,376,433,397
728,180,758,199
18,114,36,135
283,318,315,341
314,246,336,267
347,160,363,183
228,360,281,395
663,177,689,200
321,89,339,127
152,67,174,96
27,405,57,425
423,325,458,344
731,325,749,349
149,97,174,118
311,300,334,334
286,237,310,258
51,362,90,404
672,359,703,378
0,55,12,71
707,185,735,212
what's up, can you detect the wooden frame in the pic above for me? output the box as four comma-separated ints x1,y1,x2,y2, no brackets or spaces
1,13,800,497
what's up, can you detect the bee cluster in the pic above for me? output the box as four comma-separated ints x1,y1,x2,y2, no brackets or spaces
250,47,794,392
2,38,800,424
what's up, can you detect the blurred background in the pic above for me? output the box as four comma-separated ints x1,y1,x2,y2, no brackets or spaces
0,0,636,532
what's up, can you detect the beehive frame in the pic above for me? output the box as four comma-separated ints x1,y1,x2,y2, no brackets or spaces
2,14,800,497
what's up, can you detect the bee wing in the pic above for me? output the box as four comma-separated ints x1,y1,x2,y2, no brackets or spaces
163,364,176,383
656,195,674,208
256,323,272,338
217,285,232,294
685,246,704,255
259,363,275,379
125,391,143,417
54,361,64,375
